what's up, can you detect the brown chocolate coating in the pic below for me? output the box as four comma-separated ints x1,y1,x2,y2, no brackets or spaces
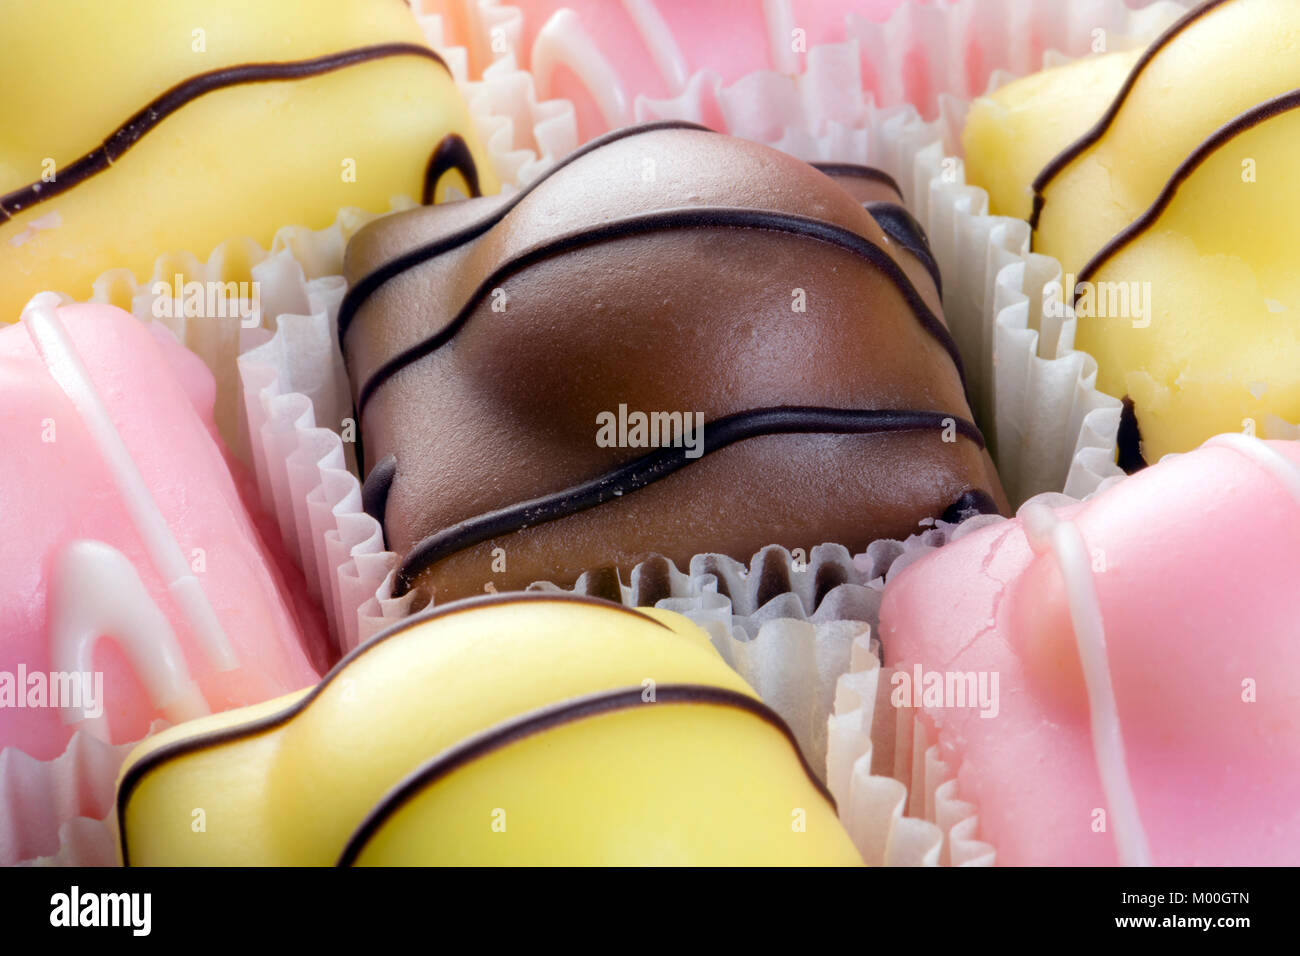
342,123,1006,603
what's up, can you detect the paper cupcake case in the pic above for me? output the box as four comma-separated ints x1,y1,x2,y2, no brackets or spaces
418,6,580,187
0,723,162,867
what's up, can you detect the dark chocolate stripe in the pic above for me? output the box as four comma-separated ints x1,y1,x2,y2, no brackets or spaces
393,406,984,595
941,488,1001,525
1074,87,1300,293
865,200,942,296
353,206,966,416
1117,396,1147,473
362,453,399,533
337,119,714,348
422,133,482,203
336,684,833,866
0,43,452,223
1028,0,1232,235
811,162,904,198
116,591,670,866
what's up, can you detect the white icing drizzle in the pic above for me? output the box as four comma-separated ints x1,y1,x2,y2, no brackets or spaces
49,541,209,739
621,0,689,94
1204,433,1300,505
531,8,632,129
763,0,799,75
1020,501,1152,867
20,293,238,674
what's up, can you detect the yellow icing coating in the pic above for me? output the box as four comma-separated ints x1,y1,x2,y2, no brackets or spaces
1031,0,1300,278
962,0,1300,459
0,0,497,320
962,46,1140,221
117,597,861,866
1080,104,1300,462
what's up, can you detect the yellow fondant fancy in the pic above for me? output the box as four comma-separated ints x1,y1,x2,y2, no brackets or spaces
1079,97,1300,462
1031,0,1293,277
962,0,1300,461
116,595,861,866
0,0,497,320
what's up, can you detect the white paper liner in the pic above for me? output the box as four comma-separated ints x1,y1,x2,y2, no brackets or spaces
415,6,579,185
17,817,119,868
0,721,165,867
828,528,987,865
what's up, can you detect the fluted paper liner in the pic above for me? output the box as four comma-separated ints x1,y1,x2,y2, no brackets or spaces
0,722,164,867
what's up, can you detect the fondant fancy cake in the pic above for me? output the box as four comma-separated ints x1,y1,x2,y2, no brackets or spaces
116,593,862,865
1,295,326,865
880,434,1300,866
0,0,497,319
965,0,1300,466
340,120,1007,603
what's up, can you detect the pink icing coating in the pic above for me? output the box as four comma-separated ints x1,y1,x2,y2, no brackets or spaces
879,440,1300,865
0,303,326,760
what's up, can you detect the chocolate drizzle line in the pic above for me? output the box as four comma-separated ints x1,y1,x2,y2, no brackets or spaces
864,200,942,296
1074,88,1300,293
353,206,966,416
115,592,674,866
941,488,1001,525
393,406,985,595
362,453,399,533
336,684,833,865
337,120,714,348
804,165,942,288
810,162,904,198
1117,397,1148,473
1027,0,1231,238
0,44,454,223
421,134,481,203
